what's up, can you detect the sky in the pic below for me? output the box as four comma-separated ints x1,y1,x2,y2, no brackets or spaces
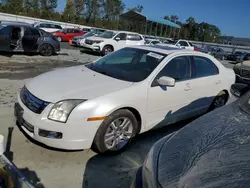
56,0,249,38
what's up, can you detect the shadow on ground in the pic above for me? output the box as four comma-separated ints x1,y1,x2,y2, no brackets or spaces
82,120,191,188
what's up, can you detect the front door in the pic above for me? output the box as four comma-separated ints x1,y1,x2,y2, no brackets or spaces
146,55,195,130
113,33,127,51
0,25,12,52
22,28,41,52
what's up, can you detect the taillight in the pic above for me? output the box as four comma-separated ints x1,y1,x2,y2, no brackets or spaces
194,47,199,51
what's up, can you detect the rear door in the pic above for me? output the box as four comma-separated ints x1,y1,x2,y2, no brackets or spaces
188,55,221,113
113,32,127,50
126,34,144,46
0,25,12,51
22,27,41,52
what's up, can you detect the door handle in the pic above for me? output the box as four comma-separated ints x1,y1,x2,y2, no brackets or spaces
184,84,192,91
216,80,221,84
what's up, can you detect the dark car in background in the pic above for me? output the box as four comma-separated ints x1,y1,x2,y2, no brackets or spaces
131,83,250,188
210,47,231,60
227,51,246,62
234,60,250,85
0,23,60,56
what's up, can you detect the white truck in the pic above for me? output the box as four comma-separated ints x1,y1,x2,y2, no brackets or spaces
159,39,195,51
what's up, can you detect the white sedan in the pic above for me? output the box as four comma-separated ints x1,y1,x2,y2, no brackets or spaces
14,46,235,154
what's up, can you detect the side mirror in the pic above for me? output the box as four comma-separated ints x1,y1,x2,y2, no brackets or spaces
176,43,181,47
115,37,120,41
157,76,175,87
230,83,250,98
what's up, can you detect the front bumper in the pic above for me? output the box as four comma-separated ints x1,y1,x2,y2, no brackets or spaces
82,43,101,52
14,95,102,150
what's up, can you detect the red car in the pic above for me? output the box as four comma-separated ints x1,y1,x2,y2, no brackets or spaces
53,28,85,42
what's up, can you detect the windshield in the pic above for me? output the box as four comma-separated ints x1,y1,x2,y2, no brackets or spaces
83,31,95,37
145,39,150,44
85,47,166,82
98,31,116,38
57,29,66,33
0,25,6,30
235,51,243,55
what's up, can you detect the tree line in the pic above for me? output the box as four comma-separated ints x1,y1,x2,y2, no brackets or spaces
0,0,222,42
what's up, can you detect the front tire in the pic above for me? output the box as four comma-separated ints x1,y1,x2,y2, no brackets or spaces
92,109,138,155
101,45,113,56
39,44,53,56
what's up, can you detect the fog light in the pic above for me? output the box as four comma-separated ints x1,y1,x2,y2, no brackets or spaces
39,129,62,139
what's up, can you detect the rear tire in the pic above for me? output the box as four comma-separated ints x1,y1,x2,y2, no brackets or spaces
92,109,138,155
101,45,113,56
39,44,53,56
208,91,228,111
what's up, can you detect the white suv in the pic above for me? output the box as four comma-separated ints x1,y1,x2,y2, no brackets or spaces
82,30,145,55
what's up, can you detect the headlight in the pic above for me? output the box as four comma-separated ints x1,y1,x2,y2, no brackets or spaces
94,40,103,44
48,99,86,123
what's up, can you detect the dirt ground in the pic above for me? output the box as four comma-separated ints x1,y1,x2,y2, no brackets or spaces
0,51,236,188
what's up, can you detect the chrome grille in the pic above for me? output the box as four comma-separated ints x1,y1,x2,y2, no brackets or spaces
20,87,49,114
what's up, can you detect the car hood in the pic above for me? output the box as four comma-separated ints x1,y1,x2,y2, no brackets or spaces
87,36,108,41
155,101,250,187
25,65,133,103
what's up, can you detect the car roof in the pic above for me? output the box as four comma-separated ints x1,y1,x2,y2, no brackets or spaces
0,21,32,26
130,45,203,55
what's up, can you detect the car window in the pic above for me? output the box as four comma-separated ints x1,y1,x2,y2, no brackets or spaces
86,48,166,82
116,33,127,40
66,29,74,33
0,25,12,35
25,28,40,37
127,34,142,41
178,41,189,46
188,42,193,46
154,56,191,84
152,41,160,45
73,29,80,33
193,56,219,78
55,25,62,29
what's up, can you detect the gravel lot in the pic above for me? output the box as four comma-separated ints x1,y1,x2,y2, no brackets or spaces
0,47,237,188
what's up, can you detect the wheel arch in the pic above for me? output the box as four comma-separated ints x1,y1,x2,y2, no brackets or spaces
103,44,114,51
108,106,142,134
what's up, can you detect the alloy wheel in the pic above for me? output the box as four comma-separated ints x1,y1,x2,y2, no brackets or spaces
104,117,133,151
